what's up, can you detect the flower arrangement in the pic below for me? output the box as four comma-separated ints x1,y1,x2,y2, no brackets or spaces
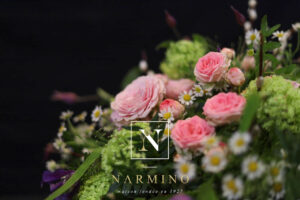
43,1,300,200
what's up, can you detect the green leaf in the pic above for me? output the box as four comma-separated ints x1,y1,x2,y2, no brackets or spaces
121,67,142,89
293,31,300,57
196,180,218,200
266,24,281,37
96,88,114,103
275,64,298,75
264,53,279,67
45,147,102,200
260,15,268,35
264,42,281,51
156,40,172,50
239,93,261,132
192,34,206,43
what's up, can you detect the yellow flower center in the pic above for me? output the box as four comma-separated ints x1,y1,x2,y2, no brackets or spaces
59,126,65,133
250,34,256,41
164,128,170,136
277,33,284,38
248,162,258,172
210,156,221,166
207,137,216,145
236,138,245,147
273,182,283,193
94,110,100,118
183,94,191,101
270,167,280,177
163,112,171,120
226,180,238,193
180,164,189,174
195,87,201,93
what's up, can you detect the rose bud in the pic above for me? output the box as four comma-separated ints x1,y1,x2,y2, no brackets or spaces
230,6,246,27
221,48,235,60
226,67,245,86
241,56,255,71
164,10,176,29
166,79,194,99
51,90,79,104
160,99,185,119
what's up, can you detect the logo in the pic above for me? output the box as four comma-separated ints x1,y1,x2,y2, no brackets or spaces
130,121,170,160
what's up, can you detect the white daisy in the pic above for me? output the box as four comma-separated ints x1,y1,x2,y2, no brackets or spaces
91,106,102,122
46,160,59,172
202,150,227,173
292,22,300,32
162,123,173,141
60,110,74,120
53,138,66,151
245,29,260,46
61,147,72,160
57,122,67,138
73,111,87,123
229,132,251,155
179,90,195,106
242,155,266,180
268,161,285,181
201,135,220,150
193,84,204,97
175,158,196,181
272,31,285,42
270,181,285,200
222,174,244,200
158,108,174,122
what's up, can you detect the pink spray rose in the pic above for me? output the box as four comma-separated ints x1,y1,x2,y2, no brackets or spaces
241,56,255,71
203,92,246,126
194,52,230,83
166,79,194,99
111,75,165,124
226,67,245,86
159,99,185,119
221,48,235,60
154,74,169,85
171,116,215,150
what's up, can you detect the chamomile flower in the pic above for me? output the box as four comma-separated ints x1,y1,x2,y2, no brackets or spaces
175,159,196,181
268,161,285,181
46,160,59,172
61,147,72,160
272,31,285,42
245,29,260,46
222,174,244,200
202,150,227,173
179,90,195,106
292,22,300,32
159,108,174,122
193,84,204,97
57,122,67,138
91,106,102,122
228,132,251,155
73,111,87,123
201,135,220,150
242,155,266,180
53,138,66,151
60,110,74,120
270,181,285,200
162,123,173,141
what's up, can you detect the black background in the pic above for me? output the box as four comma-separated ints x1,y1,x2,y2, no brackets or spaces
0,0,299,198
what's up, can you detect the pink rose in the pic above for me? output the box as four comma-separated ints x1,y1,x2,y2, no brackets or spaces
194,52,230,83
226,67,245,86
203,92,246,126
221,48,235,60
166,79,194,99
171,116,215,150
159,99,185,119
241,56,255,71
111,75,165,123
154,74,169,85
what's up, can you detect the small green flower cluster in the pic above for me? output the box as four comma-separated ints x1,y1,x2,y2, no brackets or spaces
160,39,208,79
243,76,300,134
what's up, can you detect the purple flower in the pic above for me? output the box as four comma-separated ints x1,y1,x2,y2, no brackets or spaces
169,194,193,200
230,6,246,27
42,169,74,200
51,90,79,104
164,10,177,29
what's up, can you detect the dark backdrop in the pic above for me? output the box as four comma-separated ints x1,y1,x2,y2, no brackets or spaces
0,0,299,198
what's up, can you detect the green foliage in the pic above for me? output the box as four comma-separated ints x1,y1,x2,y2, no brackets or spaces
121,67,142,89
160,38,209,79
243,76,300,134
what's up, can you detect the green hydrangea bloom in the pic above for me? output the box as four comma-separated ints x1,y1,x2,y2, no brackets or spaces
78,171,111,200
243,76,300,134
160,39,208,79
